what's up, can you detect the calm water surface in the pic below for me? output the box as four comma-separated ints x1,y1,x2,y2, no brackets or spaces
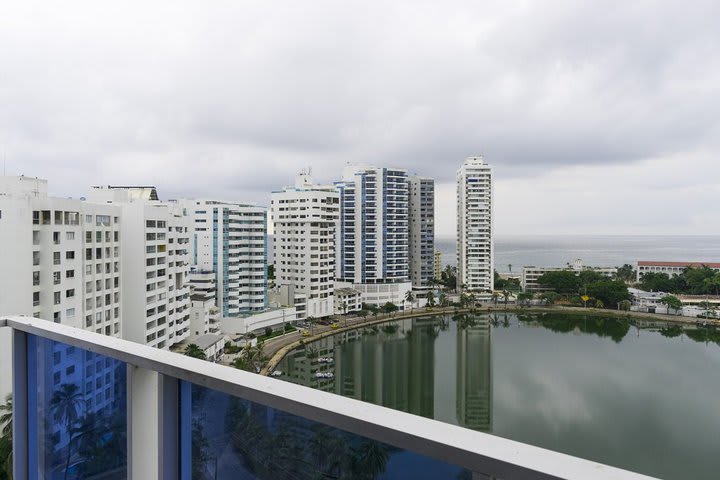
278,313,720,479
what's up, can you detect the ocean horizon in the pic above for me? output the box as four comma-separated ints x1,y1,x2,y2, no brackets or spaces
266,234,719,274
438,234,720,273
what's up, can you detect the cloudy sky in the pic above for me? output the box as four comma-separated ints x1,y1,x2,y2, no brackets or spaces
1,1,719,236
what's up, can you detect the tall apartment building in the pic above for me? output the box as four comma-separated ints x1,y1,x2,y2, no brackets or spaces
408,175,435,290
456,156,494,293
335,166,412,307
181,199,268,317
0,176,124,425
271,170,339,319
87,186,192,349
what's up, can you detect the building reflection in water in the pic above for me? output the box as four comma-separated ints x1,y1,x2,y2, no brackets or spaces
279,315,493,433
456,315,492,432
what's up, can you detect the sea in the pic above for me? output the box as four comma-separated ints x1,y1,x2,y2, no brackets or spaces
437,235,720,273
268,235,720,274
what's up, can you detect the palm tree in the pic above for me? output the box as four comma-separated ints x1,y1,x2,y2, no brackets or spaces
51,383,84,480
306,316,317,335
502,290,511,307
404,290,415,311
491,291,500,306
438,292,448,309
0,394,11,439
467,293,477,311
354,441,389,478
184,343,207,360
0,394,12,480
425,291,435,309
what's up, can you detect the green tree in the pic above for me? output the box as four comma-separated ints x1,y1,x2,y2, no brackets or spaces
639,272,676,293
267,264,275,281
502,290,511,306
50,383,84,480
539,291,559,305
381,302,398,316
577,270,606,288
438,292,448,308
404,290,415,311
660,294,683,315
357,309,368,320
425,291,435,309
586,280,630,307
0,394,11,480
619,299,632,311
684,266,717,294
594,299,605,309
184,343,207,360
491,291,500,305
616,264,636,283
467,293,477,311
703,272,720,296
537,271,579,294
516,292,533,306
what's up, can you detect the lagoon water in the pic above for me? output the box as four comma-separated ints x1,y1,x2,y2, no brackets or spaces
278,313,720,479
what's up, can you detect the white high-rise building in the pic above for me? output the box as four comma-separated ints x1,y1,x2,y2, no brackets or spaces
271,170,340,319
408,175,435,290
456,157,494,293
87,186,193,349
0,176,124,411
335,166,412,307
182,199,268,317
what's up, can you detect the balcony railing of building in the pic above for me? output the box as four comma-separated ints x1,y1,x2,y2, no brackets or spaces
1,315,653,480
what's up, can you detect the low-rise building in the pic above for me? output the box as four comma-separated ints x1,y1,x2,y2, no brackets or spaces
220,306,297,335
334,287,362,315
636,261,720,282
521,259,617,292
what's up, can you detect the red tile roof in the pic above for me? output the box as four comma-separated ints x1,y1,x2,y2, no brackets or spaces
638,261,720,268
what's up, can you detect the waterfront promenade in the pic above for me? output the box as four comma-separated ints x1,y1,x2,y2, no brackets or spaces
260,305,719,376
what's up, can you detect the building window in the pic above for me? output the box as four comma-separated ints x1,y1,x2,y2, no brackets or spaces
32,211,40,225
66,270,75,279
53,252,61,265
53,292,61,305
33,271,40,286
66,308,75,317
66,251,75,260
66,289,75,298
53,271,61,284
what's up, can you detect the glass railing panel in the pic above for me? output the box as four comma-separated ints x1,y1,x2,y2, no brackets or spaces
182,382,474,480
28,335,128,479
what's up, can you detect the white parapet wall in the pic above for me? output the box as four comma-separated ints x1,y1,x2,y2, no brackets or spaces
220,306,297,335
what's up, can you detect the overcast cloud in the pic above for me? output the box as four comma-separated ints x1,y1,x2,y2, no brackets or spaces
1,0,719,235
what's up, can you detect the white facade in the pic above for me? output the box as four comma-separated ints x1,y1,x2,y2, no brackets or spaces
220,306,297,335
0,176,124,414
182,199,268,317
336,281,412,309
335,166,410,308
637,261,720,282
457,157,494,293
189,270,220,336
408,176,435,290
87,186,192,350
271,171,339,319
334,287,363,315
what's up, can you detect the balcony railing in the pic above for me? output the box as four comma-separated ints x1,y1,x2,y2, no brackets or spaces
1,315,653,479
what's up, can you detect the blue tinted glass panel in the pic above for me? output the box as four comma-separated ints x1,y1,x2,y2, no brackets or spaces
183,382,471,479
29,335,127,479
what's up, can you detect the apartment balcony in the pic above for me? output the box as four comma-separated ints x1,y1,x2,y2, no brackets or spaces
0,315,649,480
